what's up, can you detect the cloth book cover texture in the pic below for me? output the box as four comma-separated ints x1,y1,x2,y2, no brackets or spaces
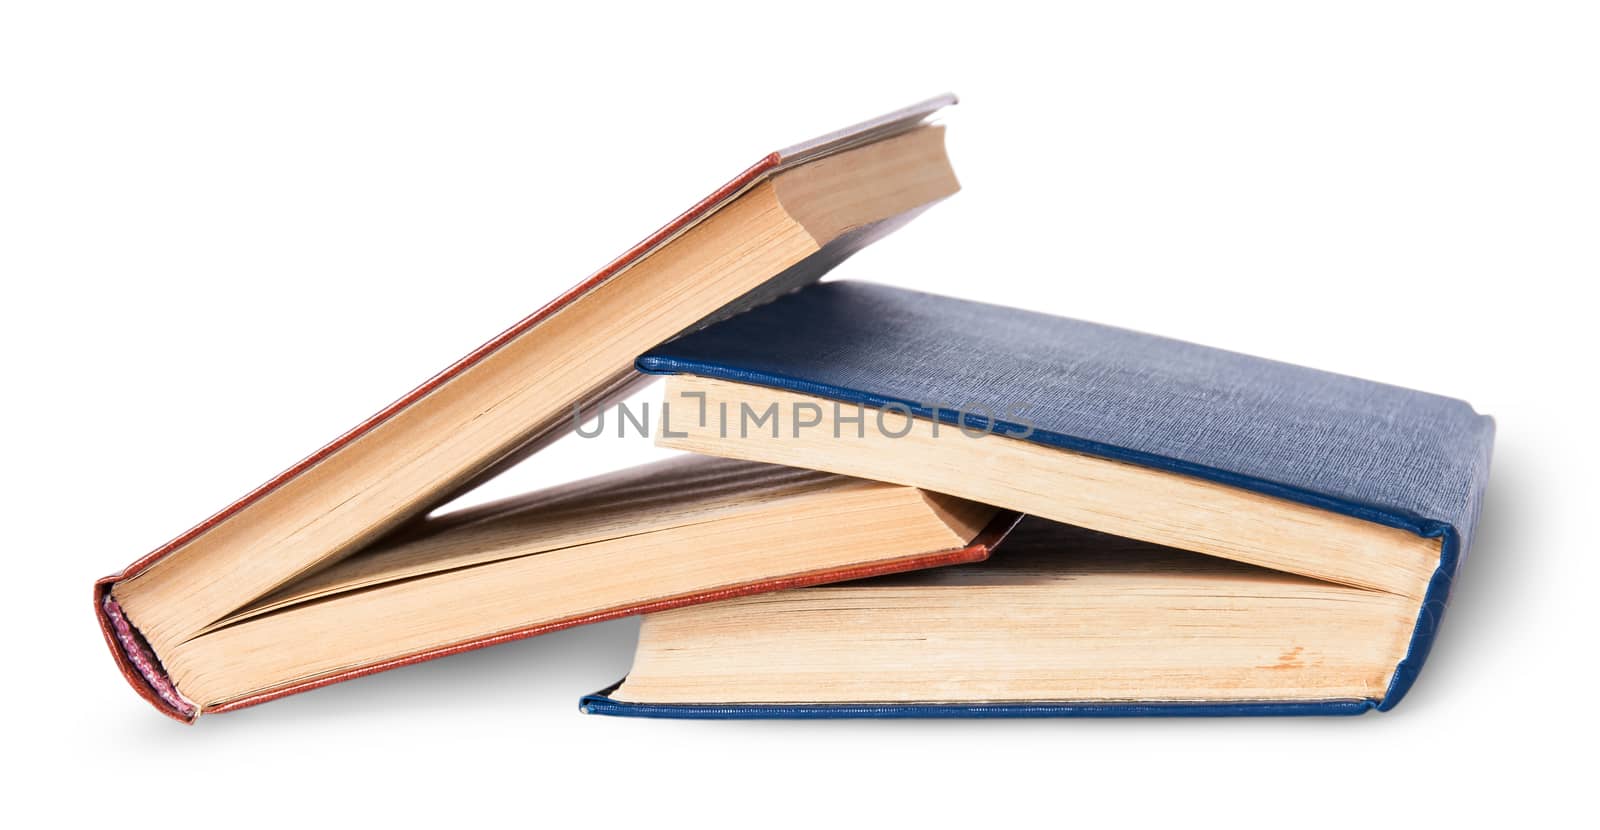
595,281,1496,718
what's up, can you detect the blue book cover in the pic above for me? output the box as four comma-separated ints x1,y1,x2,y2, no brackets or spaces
583,281,1494,718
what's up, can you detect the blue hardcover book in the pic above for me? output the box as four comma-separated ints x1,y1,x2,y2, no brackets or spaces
582,281,1494,718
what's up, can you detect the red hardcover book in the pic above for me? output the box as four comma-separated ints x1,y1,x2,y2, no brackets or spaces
95,96,976,721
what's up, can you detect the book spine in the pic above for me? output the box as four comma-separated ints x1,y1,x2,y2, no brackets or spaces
95,583,197,722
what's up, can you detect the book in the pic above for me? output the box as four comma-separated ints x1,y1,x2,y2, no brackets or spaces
96,97,964,721
586,280,1495,715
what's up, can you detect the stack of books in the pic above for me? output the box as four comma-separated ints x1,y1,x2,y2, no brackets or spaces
96,96,1494,722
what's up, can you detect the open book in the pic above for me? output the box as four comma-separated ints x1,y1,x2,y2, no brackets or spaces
96,98,966,721
581,281,1495,716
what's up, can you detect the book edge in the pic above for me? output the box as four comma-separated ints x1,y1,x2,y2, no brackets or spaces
98,97,959,591
203,524,1008,717
100,513,1011,721
629,364,1494,711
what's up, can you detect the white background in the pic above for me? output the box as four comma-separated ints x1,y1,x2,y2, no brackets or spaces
4,1,1595,825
